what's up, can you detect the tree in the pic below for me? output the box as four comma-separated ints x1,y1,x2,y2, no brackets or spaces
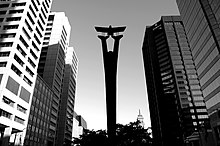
73,120,152,146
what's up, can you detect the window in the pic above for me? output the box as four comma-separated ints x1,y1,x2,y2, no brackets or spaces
3,24,19,30
23,76,32,86
11,64,22,76
17,45,26,57
14,54,24,66
41,8,46,19
6,76,20,95
34,34,41,45
22,27,31,40
30,49,38,60
6,17,21,22
14,116,25,124
39,14,46,25
38,20,44,31
0,11,6,15
25,19,33,32
28,57,36,68
27,12,35,25
43,42,49,45
29,6,36,18
12,2,26,7
20,36,28,48
31,0,38,11
0,4,9,8
0,62,7,67
0,109,11,119
44,37,50,40
26,67,34,77
17,104,27,114
46,28,52,31
0,42,13,47
1,33,16,38
36,27,43,38
0,51,10,57
9,9,24,14
45,32,51,36
19,86,31,103
2,96,14,107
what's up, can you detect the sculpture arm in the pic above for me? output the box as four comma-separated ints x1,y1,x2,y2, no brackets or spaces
98,35,109,54
112,35,123,56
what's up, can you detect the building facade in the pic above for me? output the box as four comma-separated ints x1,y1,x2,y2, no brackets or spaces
0,0,52,145
72,111,87,140
37,12,71,146
56,47,78,146
142,16,212,146
24,75,54,146
176,0,220,145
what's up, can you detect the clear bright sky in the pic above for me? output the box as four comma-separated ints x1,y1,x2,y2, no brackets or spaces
52,0,179,130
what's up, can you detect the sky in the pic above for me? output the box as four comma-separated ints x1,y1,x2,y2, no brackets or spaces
52,0,179,130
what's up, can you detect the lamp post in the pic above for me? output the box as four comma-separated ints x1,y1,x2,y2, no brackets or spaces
95,25,126,146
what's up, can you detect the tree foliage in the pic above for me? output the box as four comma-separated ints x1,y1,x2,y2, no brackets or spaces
73,120,152,146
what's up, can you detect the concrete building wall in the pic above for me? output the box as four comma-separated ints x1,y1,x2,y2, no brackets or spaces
0,0,53,145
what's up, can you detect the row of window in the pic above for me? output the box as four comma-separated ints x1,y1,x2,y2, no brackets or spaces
2,96,27,113
0,108,25,124
0,2,26,9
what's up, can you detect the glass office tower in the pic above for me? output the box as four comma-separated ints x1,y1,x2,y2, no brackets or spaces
142,16,211,146
176,0,220,144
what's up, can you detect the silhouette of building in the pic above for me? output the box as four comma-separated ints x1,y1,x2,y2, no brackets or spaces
142,16,211,146
0,0,53,145
24,75,54,146
37,12,72,146
176,0,220,145
137,110,144,127
56,47,78,146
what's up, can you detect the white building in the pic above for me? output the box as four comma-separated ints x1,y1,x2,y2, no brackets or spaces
0,0,52,145
72,112,87,139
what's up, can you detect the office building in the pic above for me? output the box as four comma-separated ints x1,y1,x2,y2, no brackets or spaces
24,75,54,146
176,0,220,144
37,12,71,146
142,16,211,146
0,0,52,145
56,47,78,146
72,111,87,140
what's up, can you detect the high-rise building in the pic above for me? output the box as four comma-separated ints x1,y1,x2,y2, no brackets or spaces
37,12,71,146
0,0,52,145
176,0,220,144
24,75,54,146
142,16,211,146
56,47,78,146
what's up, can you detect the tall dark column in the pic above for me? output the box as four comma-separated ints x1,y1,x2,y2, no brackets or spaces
95,25,125,145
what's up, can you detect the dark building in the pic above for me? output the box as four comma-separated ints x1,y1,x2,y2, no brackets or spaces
56,47,78,146
37,12,70,146
24,75,54,146
142,16,211,146
176,0,220,145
